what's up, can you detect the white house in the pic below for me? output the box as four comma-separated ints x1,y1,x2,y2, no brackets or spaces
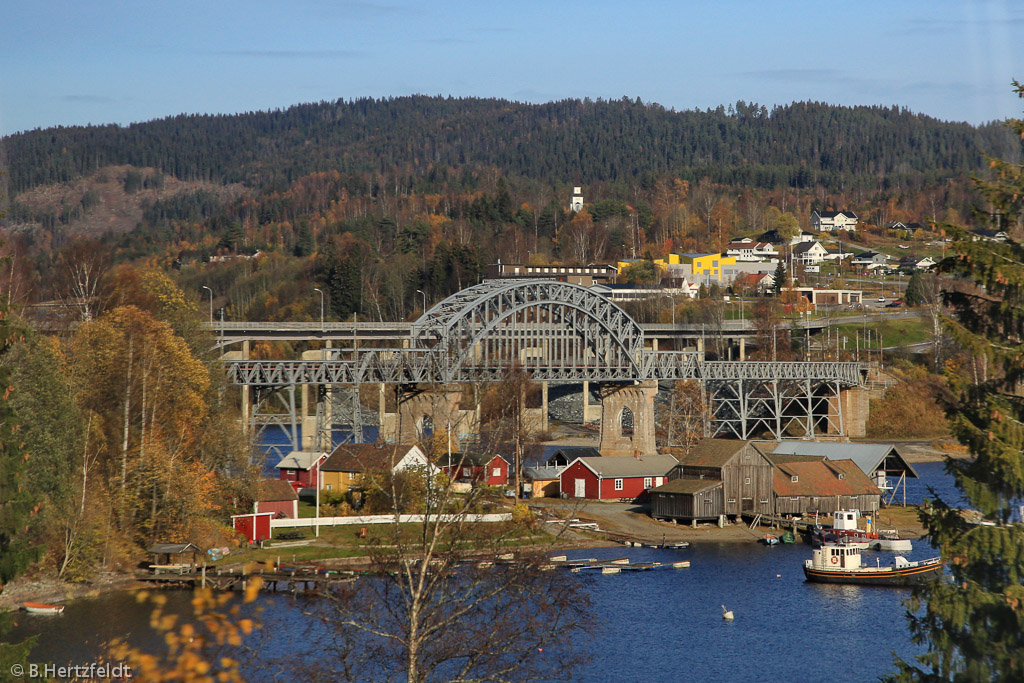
791,241,829,265
726,240,779,261
812,210,859,232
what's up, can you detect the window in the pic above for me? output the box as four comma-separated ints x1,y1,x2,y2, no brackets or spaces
744,455,751,460
790,496,799,501
463,467,472,477
744,477,751,485
492,467,501,477
727,498,736,503
644,477,653,489
760,499,769,504
326,484,333,491
614,478,623,491
838,473,845,480
791,475,799,482
655,477,663,487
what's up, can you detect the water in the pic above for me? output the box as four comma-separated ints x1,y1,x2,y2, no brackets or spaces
9,464,964,682
7,545,935,682
256,425,379,475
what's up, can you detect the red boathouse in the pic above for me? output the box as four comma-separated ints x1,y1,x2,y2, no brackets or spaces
560,455,678,501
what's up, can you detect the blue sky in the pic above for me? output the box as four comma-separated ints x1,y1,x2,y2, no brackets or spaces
2,0,1023,136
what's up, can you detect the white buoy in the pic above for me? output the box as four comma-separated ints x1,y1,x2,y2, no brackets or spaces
672,561,691,569
722,605,734,621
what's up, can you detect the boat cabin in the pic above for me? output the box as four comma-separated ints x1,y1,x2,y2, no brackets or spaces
811,544,863,571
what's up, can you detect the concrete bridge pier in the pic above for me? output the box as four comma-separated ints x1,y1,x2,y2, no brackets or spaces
832,386,870,438
380,385,478,444
597,381,658,456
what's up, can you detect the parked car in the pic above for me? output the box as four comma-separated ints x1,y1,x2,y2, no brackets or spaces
885,301,902,308
877,296,886,303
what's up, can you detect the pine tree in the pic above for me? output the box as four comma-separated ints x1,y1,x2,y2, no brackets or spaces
0,265,39,589
889,81,1024,682
904,271,926,307
773,259,786,296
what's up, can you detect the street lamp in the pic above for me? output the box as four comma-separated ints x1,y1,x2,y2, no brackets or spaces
201,286,213,324
416,289,427,314
313,287,325,332
663,293,675,327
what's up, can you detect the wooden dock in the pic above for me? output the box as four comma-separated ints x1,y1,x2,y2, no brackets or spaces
135,565,359,593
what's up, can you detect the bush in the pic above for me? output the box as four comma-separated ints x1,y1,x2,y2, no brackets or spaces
866,364,951,439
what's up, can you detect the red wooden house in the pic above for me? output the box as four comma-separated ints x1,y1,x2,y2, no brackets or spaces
560,454,678,501
255,479,300,518
275,450,328,490
446,452,510,486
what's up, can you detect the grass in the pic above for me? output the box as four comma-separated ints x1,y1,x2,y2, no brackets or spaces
226,521,553,566
832,317,933,349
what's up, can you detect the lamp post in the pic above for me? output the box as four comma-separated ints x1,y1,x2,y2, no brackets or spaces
663,293,675,327
313,287,325,332
416,289,427,314
201,286,213,324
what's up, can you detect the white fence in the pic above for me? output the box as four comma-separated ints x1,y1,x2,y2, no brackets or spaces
270,513,512,530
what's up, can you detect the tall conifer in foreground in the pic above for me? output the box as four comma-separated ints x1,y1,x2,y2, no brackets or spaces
890,81,1024,682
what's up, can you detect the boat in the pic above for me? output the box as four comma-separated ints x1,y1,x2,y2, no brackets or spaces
23,602,64,615
803,543,942,586
810,510,913,552
780,531,796,544
763,534,779,546
722,605,734,620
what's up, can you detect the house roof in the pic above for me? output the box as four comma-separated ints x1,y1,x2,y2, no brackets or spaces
274,450,327,471
569,454,679,478
771,442,918,478
815,210,858,219
322,443,422,473
651,478,723,495
772,459,879,497
670,439,761,468
792,241,823,255
454,451,509,467
147,542,200,555
257,479,299,502
548,446,602,463
524,466,562,481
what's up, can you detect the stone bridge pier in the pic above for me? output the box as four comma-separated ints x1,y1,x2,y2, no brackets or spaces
598,381,658,456
381,385,478,444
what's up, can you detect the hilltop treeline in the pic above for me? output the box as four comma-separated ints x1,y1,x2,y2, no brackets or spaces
4,96,1018,194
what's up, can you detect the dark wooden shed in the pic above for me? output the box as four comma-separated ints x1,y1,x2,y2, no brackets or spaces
650,478,725,522
665,439,773,517
146,542,201,568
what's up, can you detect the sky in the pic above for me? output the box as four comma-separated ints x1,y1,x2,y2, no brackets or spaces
2,0,1023,136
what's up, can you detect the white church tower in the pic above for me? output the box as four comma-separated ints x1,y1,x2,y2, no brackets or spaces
570,186,584,213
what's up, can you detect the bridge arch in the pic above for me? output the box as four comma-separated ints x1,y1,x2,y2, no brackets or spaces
410,280,645,382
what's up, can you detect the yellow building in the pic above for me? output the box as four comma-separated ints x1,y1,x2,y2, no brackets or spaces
319,443,434,494
676,253,737,283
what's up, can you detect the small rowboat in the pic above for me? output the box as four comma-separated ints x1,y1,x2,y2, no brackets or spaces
24,602,64,615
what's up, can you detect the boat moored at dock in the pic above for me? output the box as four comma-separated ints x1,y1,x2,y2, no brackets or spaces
803,543,942,587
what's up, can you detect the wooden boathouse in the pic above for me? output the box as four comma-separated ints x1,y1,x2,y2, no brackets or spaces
650,478,725,522
664,440,773,518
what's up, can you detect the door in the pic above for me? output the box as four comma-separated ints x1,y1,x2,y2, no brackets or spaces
575,478,586,498
742,498,754,512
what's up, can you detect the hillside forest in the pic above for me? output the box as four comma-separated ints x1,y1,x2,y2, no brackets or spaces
0,95,1018,576
1,96,1020,328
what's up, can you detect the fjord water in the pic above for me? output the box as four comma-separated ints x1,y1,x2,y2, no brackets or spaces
10,462,961,682
7,544,932,682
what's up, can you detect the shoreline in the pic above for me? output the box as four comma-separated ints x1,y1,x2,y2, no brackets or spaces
1,441,957,610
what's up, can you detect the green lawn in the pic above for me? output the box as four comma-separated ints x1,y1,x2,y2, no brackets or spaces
832,317,933,349
228,520,551,565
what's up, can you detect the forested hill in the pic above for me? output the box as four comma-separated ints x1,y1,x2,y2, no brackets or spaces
4,96,1017,195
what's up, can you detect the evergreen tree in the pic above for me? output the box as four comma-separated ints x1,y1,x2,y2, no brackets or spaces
889,81,1024,682
0,267,39,589
773,259,786,296
904,271,926,307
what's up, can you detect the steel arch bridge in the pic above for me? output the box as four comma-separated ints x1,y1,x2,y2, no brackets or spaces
410,279,646,382
226,279,867,443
